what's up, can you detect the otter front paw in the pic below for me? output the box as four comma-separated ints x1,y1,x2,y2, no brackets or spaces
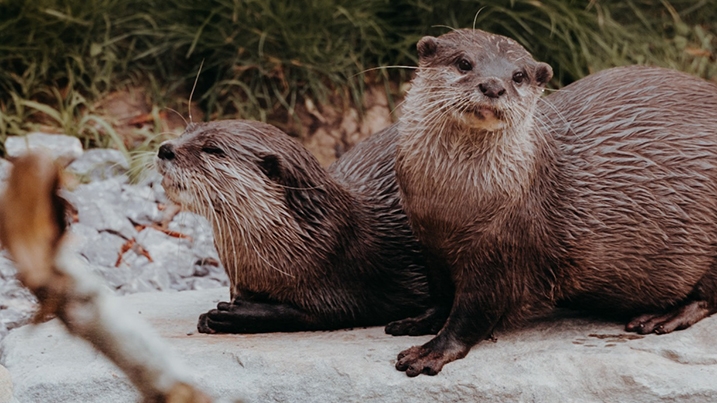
197,300,236,334
385,307,448,336
396,345,452,377
395,337,470,377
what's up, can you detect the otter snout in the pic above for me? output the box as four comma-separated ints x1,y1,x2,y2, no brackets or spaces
478,79,506,99
158,143,176,161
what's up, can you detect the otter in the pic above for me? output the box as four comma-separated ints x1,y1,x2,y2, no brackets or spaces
156,120,428,333
391,28,717,376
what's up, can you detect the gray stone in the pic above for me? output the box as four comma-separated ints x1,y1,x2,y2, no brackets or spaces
117,279,158,296
114,253,156,295
67,179,136,239
137,261,172,291
120,183,162,224
0,305,33,334
135,227,195,279
71,224,127,268
0,253,37,347
3,288,717,402
67,149,129,181
0,159,11,184
4,133,82,166
95,265,134,290
0,253,16,281
0,326,7,349
168,212,220,261
134,169,169,204
176,277,224,292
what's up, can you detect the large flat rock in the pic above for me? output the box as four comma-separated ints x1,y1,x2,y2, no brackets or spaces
2,288,717,402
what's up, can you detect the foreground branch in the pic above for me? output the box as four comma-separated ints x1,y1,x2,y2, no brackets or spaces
0,153,217,403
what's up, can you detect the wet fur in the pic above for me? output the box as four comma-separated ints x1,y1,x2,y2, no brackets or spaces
393,28,717,376
157,120,428,332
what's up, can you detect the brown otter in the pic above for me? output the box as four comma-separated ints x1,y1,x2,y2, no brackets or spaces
156,120,428,333
391,28,717,376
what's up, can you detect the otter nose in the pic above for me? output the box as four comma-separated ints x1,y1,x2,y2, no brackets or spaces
157,143,175,160
479,80,506,99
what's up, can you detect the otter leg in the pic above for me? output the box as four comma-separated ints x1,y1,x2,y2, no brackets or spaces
395,292,498,377
197,299,324,334
385,252,454,336
626,267,717,334
385,306,449,336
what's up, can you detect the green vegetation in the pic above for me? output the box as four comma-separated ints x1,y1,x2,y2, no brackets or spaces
0,0,715,155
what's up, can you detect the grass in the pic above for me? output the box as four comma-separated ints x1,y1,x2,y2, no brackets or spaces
0,0,715,156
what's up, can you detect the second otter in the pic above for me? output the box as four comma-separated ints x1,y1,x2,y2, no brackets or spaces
392,29,717,376
157,120,428,333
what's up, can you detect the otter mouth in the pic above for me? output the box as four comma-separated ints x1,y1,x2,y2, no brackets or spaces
467,105,502,121
458,104,506,131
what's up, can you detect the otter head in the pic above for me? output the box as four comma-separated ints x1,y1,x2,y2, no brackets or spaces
155,120,307,227
403,29,552,134
155,120,337,291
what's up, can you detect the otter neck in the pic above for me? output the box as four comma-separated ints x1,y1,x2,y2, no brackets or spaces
398,106,540,202
205,174,361,299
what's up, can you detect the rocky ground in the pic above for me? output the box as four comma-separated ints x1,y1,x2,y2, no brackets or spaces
0,133,229,344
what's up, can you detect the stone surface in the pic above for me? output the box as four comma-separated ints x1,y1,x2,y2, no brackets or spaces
67,148,129,181
0,159,11,184
4,133,83,166
0,253,37,341
65,178,138,239
0,365,16,403
2,288,717,402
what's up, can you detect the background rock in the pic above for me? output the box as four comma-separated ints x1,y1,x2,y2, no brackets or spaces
0,159,11,184
4,133,82,166
67,149,129,181
0,253,37,342
2,288,717,402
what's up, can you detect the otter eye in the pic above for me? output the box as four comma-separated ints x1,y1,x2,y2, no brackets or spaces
201,146,225,157
512,71,526,84
456,58,473,73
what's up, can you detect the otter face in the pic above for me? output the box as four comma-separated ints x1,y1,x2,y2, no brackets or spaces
404,29,552,133
155,120,299,233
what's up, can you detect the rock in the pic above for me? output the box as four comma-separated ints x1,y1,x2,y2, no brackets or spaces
65,178,137,239
2,288,717,402
4,133,83,166
176,277,225,292
0,253,16,281
167,212,220,261
135,227,195,279
0,254,37,344
0,365,17,403
0,159,11,184
120,183,162,224
71,224,126,269
67,149,129,181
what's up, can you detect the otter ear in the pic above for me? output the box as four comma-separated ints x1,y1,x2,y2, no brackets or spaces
258,154,282,182
534,62,553,86
417,36,439,60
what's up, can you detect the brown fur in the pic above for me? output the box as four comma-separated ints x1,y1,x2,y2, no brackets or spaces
157,120,428,333
392,28,717,377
